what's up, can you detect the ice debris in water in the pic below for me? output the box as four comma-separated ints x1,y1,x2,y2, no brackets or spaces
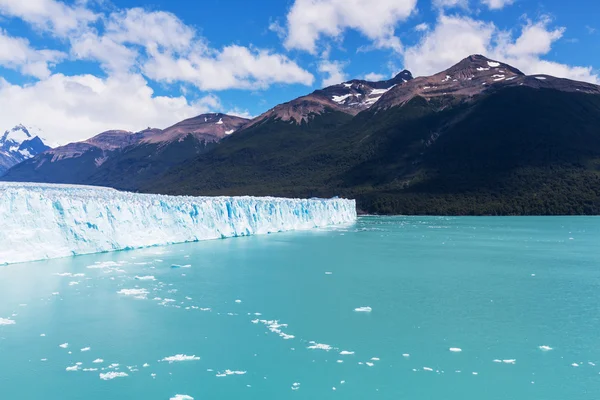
99,371,128,380
0,318,16,325
449,348,462,352
170,396,194,400
354,307,372,313
307,342,333,351
161,355,200,363
539,345,553,351
0,182,356,265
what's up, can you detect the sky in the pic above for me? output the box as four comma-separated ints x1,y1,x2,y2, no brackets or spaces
0,0,598,145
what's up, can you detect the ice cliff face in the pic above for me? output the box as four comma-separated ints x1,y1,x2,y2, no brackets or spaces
0,183,357,265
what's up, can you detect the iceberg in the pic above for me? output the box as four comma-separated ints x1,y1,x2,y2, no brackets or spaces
0,182,356,265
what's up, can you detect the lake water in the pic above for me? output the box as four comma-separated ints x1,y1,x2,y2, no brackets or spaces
1,216,599,399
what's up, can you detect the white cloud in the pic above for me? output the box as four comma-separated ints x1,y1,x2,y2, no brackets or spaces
143,45,314,91
105,8,196,52
318,60,347,86
0,0,97,37
433,0,469,9
0,29,65,78
0,73,217,145
414,23,430,32
404,15,495,76
70,32,138,74
364,72,387,81
404,14,599,84
481,0,514,10
283,0,417,54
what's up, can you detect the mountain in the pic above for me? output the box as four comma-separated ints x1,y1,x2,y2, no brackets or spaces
244,71,412,129
1,113,248,188
0,125,52,175
143,55,600,215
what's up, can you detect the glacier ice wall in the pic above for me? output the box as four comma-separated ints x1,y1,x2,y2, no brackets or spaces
0,183,356,265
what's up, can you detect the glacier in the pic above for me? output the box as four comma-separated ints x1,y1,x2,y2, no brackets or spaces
0,183,356,265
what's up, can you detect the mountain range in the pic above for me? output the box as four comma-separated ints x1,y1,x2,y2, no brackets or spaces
3,55,600,215
0,125,52,175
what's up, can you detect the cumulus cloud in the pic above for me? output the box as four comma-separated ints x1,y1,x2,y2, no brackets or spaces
481,0,514,10
283,0,417,54
143,45,315,90
0,29,65,78
0,0,97,37
404,14,599,84
318,60,347,86
433,0,469,9
0,74,218,145
364,72,387,81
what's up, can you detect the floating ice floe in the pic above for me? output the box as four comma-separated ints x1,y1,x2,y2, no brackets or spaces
161,354,200,363
307,342,332,351
135,276,156,281
366,362,375,367
255,319,295,340
291,382,301,391
402,354,410,357
66,365,79,372
81,347,91,352
99,371,128,380
539,345,553,351
215,370,247,377
235,299,242,303
170,395,194,400
93,359,104,364
423,367,433,372
54,273,85,277
449,348,462,352
59,343,69,349
117,288,149,299
339,350,354,355
354,307,372,313
0,317,16,325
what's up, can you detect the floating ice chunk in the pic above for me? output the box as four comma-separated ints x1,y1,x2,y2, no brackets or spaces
539,345,553,351
59,343,69,348
135,276,156,281
449,348,462,352
487,61,500,67
171,264,191,269
83,368,98,372
66,365,79,371
503,359,516,364
0,318,16,325
40,334,46,337
307,342,332,351
325,272,333,275
340,351,354,355
291,382,301,391
572,363,579,367
117,288,149,299
423,367,433,371
41,358,47,361
81,347,91,352
472,372,479,375
68,281,79,286
93,359,104,363
366,362,374,367
337,360,343,363
55,273,85,277
161,354,200,363
170,396,194,400
99,371,128,380
354,307,372,313
402,354,410,357
371,357,380,361
235,299,242,303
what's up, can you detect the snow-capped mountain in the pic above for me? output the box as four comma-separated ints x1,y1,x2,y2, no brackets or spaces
243,71,413,128
0,125,53,175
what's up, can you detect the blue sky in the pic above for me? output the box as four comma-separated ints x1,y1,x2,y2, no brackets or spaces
0,0,598,144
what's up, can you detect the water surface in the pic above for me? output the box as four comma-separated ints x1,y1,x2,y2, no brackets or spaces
1,217,599,399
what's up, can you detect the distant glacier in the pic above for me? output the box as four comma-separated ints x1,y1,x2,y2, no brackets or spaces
0,183,356,265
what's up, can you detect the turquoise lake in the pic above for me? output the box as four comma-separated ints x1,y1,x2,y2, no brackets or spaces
1,216,599,399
